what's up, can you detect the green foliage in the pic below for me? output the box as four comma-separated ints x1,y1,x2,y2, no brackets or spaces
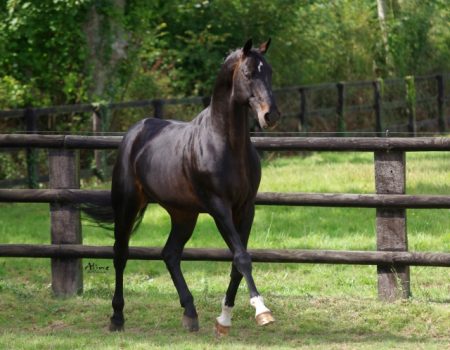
277,0,379,84
0,151,25,179
0,0,92,105
0,0,449,108
405,76,416,106
0,75,36,108
386,1,435,76
122,0,298,97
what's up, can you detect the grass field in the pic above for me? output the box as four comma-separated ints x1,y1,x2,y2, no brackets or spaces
0,151,449,349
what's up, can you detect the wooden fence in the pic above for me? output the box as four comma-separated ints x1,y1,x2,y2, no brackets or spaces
1,74,448,135
1,73,448,188
0,134,449,301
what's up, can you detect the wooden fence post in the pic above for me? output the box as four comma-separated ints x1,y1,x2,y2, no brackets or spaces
153,99,164,119
375,151,410,300
436,75,447,134
91,103,111,180
336,82,346,136
405,76,417,137
202,96,211,108
49,149,83,296
92,107,103,178
373,80,383,136
24,108,39,189
299,87,308,134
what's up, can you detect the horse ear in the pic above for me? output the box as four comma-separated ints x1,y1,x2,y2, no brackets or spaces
259,38,271,55
243,39,253,56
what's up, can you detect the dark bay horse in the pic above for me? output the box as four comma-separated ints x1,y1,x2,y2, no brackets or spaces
99,39,280,335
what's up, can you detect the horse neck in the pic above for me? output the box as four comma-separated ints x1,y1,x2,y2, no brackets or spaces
209,76,251,153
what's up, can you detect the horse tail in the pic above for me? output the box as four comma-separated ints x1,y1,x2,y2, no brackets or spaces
129,205,148,234
78,119,150,234
71,190,115,231
70,190,147,235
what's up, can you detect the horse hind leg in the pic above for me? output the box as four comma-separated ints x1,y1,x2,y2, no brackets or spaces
109,188,146,332
161,211,199,332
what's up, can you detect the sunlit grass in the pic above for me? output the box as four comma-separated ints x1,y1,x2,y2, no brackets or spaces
0,151,449,348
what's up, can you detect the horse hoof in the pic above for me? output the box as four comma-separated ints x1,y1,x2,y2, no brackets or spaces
255,311,275,326
109,322,124,332
182,315,199,332
214,320,230,337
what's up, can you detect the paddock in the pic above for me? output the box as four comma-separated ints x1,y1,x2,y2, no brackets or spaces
0,134,449,303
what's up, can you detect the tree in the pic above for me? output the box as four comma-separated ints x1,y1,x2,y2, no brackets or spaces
0,1,92,105
83,0,128,100
0,0,449,110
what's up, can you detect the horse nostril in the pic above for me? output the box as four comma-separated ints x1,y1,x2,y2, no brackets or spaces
264,109,280,125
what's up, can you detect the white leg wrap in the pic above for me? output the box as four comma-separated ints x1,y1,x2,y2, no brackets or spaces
216,297,233,327
250,295,271,317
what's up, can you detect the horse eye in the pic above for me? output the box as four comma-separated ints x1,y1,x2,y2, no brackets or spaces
243,69,251,79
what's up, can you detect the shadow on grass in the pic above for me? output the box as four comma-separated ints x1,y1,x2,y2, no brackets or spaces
0,298,445,349
1,287,448,349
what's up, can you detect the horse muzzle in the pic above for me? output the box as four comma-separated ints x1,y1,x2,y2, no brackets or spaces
249,98,281,129
262,108,281,129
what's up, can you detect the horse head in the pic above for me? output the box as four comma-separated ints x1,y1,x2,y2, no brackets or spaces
232,38,281,129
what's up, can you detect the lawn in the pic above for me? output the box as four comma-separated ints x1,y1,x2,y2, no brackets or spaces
0,151,449,349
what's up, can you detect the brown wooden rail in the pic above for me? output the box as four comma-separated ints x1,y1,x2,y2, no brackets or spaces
0,189,450,209
1,245,449,267
1,134,450,151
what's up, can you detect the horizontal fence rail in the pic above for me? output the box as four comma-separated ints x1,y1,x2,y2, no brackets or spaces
251,137,450,151
0,189,450,209
256,192,450,208
1,134,450,151
1,245,449,267
0,96,207,119
1,73,447,119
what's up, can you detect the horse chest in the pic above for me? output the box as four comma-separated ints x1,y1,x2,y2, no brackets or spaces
194,150,260,205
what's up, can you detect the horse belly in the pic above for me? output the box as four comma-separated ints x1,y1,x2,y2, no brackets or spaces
136,151,205,212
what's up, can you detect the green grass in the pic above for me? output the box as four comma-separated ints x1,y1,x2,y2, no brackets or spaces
0,151,449,349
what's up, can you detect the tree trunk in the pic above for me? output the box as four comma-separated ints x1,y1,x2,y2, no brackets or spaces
83,1,127,99
376,0,399,75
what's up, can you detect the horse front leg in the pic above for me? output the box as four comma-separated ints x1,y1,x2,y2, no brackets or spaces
211,201,274,336
215,205,250,336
